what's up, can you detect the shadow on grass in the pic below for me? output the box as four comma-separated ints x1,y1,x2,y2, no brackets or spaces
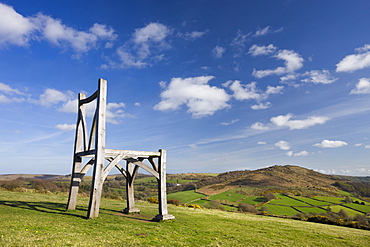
0,200,86,219
100,207,157,223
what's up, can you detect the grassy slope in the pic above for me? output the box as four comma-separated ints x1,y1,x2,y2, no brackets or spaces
1,191,369,247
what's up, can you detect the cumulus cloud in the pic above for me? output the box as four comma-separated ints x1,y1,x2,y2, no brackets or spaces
248,44,277,56
252,49,304,78
0,3,116,55
270,114,329,130
0,3,36,47
251,122,269,130
213,45,226,59
35,15,116,55
280,70,337,86
55,123,75,131
37,88,71,107
350,78,370,94
224,81,283,103
0,82,25,95
251,102,272,110
275,140,291,150
0,82,26,103
286,150,309,157
301,70,338,84
154,76,231,118
336,44,370,72
103,22,170,69
133,22,170,56
313,140,348,148
257,141,267,145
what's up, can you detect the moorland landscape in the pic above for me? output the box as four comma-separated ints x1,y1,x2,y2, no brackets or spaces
1,165,369,246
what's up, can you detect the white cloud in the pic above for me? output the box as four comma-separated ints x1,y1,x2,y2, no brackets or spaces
257,141,267,145
265,85,284,95
55,123,75,131
106,102,127,124
314,140,348,148
365,145,370,149
350,78,370,94
270,114,329,130
275,140,291,150
213,46,226,59
225,81,262,101
254,26,271,36
132,22,170,59
154,76,231,118
336,44,370,72
59,99,79,113
301,70,338,84
0,3,116,55
224,81,283,102
179,30,208,40
0,82,25,95
354,143,362,147
220,119,239,126
252,49,304,78
0,94,24,103
104,22,170,69
251,102,272,110
253,26,283,37
248,44,277,56
59,98,127,124
38,88,70,107
280,73,300,85
35,14,116,55
0,3,36,47
286,150,309,156
251,122,269,130
231,30,250,56
280,70,337,86
0,82,26,103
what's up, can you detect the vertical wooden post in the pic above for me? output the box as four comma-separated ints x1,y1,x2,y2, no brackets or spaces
153,149,175,221
123,161,140,214
67,93,86,210
87,79,107,219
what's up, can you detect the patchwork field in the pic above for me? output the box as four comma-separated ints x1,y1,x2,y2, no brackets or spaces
167,190,370,217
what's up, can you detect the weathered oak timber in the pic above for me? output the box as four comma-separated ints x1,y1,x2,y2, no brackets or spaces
66,78,174,221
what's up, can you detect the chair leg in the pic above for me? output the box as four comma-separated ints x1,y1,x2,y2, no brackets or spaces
87,162,104,219
153,149,175,221
123,162,140,214
67,156,82,210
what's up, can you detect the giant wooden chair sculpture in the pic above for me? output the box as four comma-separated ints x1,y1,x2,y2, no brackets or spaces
66,78,175,221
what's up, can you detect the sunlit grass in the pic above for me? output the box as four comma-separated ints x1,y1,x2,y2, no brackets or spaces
1,190,369,246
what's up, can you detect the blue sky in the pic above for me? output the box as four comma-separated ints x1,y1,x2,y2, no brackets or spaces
1,0,370,176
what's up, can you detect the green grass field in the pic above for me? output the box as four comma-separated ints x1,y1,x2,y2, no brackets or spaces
291,196,333,206
1,190,369,246
294,206,327,214
166,190,204,203
314,196,345,204
209,191,246,202
271,194,311,206
239,196,265,205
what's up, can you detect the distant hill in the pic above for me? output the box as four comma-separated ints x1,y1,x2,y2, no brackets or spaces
0,174,69,181
192,165,355,195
